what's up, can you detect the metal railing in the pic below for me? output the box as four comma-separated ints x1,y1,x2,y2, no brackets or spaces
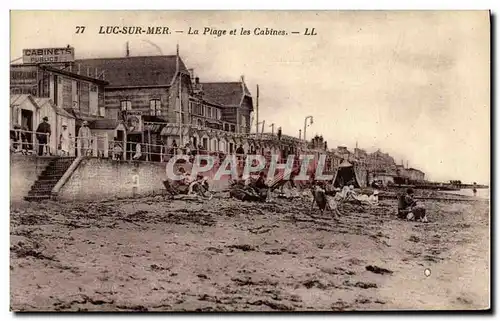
10,129,50,156
10,128,336,173
10,128,108,158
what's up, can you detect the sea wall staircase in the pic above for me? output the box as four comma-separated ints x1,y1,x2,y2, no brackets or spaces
24,157,76,201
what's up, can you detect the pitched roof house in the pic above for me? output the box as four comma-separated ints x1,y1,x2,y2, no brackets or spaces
201,77,254,133
74,55,191,122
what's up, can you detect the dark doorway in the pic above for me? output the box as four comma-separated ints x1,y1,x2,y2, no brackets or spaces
21,109,33,150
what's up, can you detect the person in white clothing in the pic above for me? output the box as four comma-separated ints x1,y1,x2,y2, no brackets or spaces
59,123,71,156
132,167,139,197
78,121,92,156
132,143,142,160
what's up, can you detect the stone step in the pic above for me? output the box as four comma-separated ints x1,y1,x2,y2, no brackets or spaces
43,165,72,171
44,164,72,169
38,176,64,182
24,195,51,201
32,178,59,185
28,190,52,196
30,185,57,192
31,180,58,189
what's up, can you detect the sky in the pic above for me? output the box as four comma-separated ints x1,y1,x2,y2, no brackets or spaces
10,10,490,184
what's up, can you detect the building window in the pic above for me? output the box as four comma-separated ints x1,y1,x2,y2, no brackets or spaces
121,100,132,111
149,99,161,116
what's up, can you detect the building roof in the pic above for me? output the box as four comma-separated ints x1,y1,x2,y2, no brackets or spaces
10,94,38,108
201,82,250,107
34,97,75,118
74,55,188,88
38,65,109,85
11,95,75,119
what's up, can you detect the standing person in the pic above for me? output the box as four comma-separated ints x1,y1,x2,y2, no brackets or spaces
112,141,123,160
132,142,142,160
184,142,191,156
21,124,29,153
78,121,92,156
36,116,51,156
171,140,178,156
59,123,71,156
236,144,245,155
131,167,140,197
473,182,478,197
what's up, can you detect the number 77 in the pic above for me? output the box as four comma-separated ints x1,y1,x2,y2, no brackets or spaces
75,26,86,34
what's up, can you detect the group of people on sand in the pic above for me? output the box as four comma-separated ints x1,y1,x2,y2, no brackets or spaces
230,172,271,202
162,167,212,199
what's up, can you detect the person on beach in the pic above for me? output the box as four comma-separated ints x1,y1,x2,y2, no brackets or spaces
473,182,478,197
253,171,271,201
397,188,427,222
131,167,140,197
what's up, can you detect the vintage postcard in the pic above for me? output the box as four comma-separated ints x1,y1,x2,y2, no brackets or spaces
9,10,490,312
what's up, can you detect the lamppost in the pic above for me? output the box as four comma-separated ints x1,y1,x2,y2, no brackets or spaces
303,116,314,141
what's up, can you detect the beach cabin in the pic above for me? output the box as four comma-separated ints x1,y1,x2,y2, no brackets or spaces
10,94,39,152
36,97,76,156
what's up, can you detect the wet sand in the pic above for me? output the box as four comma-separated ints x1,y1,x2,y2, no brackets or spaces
10,193,490,311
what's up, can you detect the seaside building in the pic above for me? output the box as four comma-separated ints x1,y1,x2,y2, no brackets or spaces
10,44,426,187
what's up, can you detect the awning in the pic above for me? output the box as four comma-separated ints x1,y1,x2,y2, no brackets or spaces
143,122,165,133
160,125,190,137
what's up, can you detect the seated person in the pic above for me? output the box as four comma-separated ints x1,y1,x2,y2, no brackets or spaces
252,172,270,200
397,188,426,221
188,174,208,195
253,172,268,189
163,167,192,195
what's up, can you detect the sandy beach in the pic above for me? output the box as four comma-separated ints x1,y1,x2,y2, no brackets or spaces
10,192,490,311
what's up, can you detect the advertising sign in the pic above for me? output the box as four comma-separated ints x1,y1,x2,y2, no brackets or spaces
22,47,75,64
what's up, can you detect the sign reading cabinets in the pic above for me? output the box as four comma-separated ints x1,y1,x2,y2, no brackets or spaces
22,47,75,64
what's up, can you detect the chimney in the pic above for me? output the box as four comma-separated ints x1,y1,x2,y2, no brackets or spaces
188,68,194,80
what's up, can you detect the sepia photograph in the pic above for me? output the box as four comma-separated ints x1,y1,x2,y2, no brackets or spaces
9,10,490,312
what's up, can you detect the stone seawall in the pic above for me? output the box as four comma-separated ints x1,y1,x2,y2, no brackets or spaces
10,155,52,204
57,158,234,201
